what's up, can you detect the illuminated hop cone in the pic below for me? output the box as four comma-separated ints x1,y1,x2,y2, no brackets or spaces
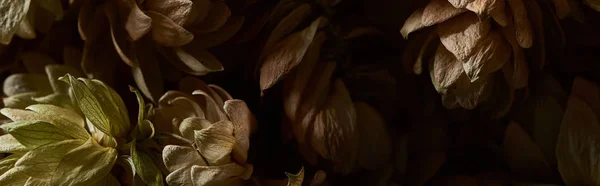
401,0,568,116
154,77,256,185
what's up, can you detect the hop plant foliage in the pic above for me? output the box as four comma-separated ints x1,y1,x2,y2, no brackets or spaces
0,73,164,185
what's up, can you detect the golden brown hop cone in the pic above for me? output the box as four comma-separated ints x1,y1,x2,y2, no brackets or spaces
401,0,568,114
78,0,244,102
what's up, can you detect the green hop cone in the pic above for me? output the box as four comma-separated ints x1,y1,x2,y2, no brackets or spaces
0,74,164,185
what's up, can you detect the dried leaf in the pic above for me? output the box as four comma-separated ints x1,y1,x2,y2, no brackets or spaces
185,0,210,26
188,16,245,48
355,102,391,171
310,170,327,186
283,32,326,128
224,100,256,165
190,163,247,185
293,62,336,144
482,73,514,118
105,2,138,67
165,164,193,186
194,120,235,165
260,17,322,91
168,47,224,76
132,38,164,103
286,167,304,186
432,44,463,91
209,85,233,103
192,89,229,123
500,18,528,89
462,31,511,82
453,73,493,109
421,0,467,27
261,4,312,58
311,79,358,175
414,29,439,75
466,0,507,25
400,9,425,38
507,0,533,48
188,1,231,34
147,11,194,47
0,0,31,44
154,92,203,133
504,122,552,179
438,12,491,62
556,96,600,185
14,10,35,40
78,0,102,41
522,0,545,68
449,0,476,8
116,0,152,41
36,0,63,20
145,0,193,26
570,77,600,116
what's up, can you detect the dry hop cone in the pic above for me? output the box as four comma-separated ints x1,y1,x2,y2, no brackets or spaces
259,2,392,175
78,0,244,102
152,77,257,185
401,0,569,114
0,0,65,45
555,77,600,185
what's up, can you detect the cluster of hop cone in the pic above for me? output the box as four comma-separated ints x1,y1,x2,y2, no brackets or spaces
0,0,599,185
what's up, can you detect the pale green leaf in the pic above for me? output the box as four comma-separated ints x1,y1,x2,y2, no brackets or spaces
556,96,600,185
36,0,64,20
3,74,52,97
15,139,86,179
131,86,154,139
59,74,112,137
79,78,130,137
31,93,73,109
131,140,164,186
1,105,89,140
0,121,71,149
0,134,27,153
162,145,205,173
25,104,88,139
286,167,304,186
0,0,31,44
194,120,235,165
50,138,118,185
0,153,23,175
190,163,247,186
3,92,41,109
0,167,28,185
